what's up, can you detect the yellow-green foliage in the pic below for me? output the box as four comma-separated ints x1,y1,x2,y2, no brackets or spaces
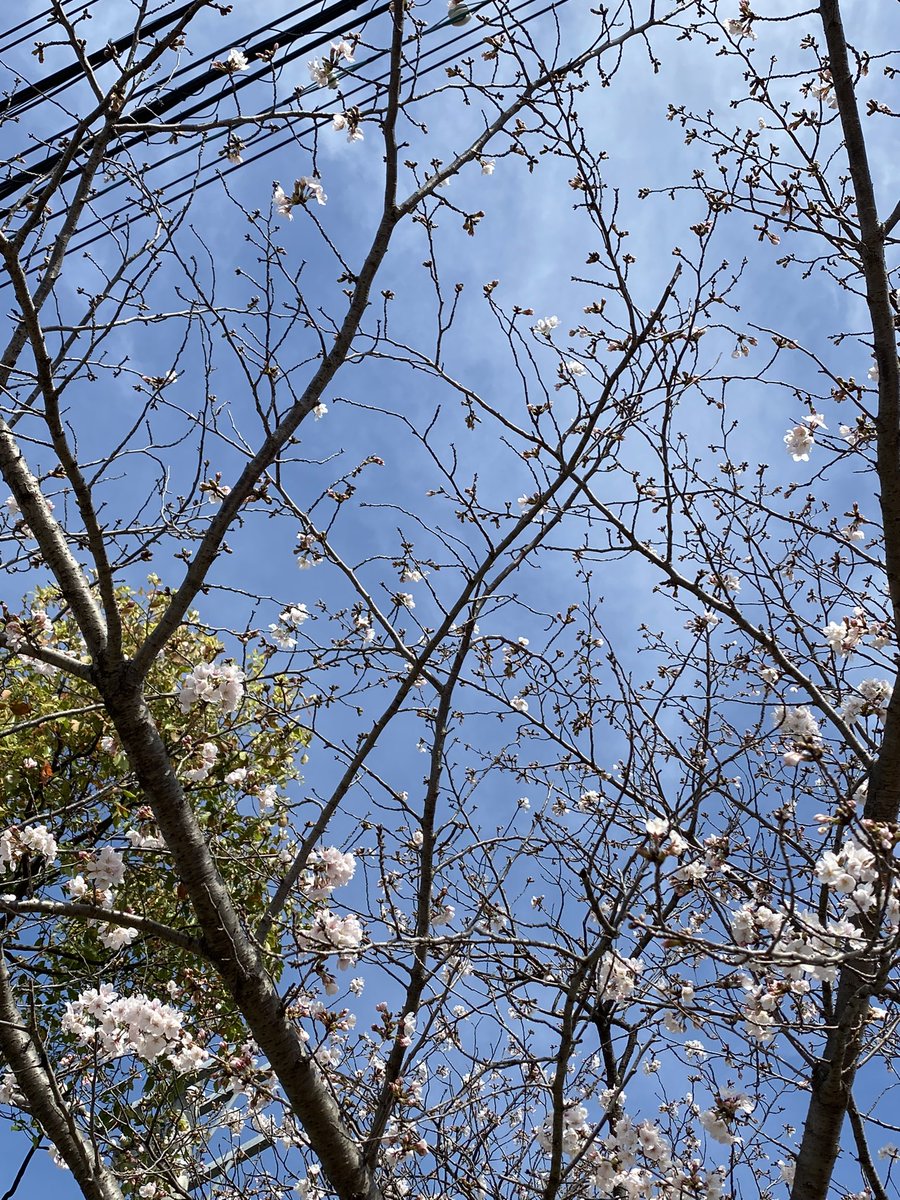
1,581,311,1035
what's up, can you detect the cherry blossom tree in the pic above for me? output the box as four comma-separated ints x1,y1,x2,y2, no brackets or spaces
0,2,898,1200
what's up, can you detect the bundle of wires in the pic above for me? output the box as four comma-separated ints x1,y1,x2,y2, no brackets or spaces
0,0,568,263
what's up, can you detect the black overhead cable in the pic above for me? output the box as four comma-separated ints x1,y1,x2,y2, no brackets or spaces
0,0,568,282
0,0,198,117
0,0,373,203
51,0,558,266
0,0,100,56
3,0,320,124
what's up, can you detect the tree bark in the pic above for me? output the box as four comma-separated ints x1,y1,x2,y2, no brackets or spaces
0,955,124,1200
98,666,381,1200
791,3,900,1197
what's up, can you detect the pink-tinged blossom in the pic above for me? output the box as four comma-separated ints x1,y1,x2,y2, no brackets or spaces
699,1090,754,1145
533,315,559,337
399,1011,416,1047
304,847,357,900
724,16,756,38
182,741,218,783
822,614,865,656
273,184,294,221
86,846,126,890
299,909,364,964
63,986,208,1072
784,424,814,461
213,47,249,72
179,661,245,714
3,618,24,651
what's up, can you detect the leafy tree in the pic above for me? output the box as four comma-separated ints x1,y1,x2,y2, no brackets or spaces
0,2,898,1200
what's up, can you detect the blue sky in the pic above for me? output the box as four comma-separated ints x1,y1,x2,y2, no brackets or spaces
2,0,900,1197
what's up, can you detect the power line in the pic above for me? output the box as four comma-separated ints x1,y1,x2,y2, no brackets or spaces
0,0,375,202
0,0,102,57
0,0,568,281
3,0,321,125
0,0,199,117
25,0,501,260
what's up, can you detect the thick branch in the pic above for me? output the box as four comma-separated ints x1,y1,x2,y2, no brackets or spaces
0,953,124,1200
792,5,900,1198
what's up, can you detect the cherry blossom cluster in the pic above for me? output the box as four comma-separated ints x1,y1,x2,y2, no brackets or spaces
273,177,327,220
783,411,826,462
536,1097,728,1200
298,910,364,968
67,848,139,948
62,985,209,1073
307,38,355,89
699,1090,754,1145
773,705,822,766
535,1100,591,1157
4,607,58,676
302,846,357,901
731,902,783,947
268,603,310,650
596,950,644,1003
533,315,559,337
839,678,893,724
741,974,811,1044
182,740,219,783
645,816,689,859
212,46,249,72
178,661,245,714
822,607,891,657
0,823,58,873
816,836,898,924
4,606,53,652
731,901,873,1044
805,74,838,110
0,1073,23,1108
332,108,363,142
673,834,731,889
